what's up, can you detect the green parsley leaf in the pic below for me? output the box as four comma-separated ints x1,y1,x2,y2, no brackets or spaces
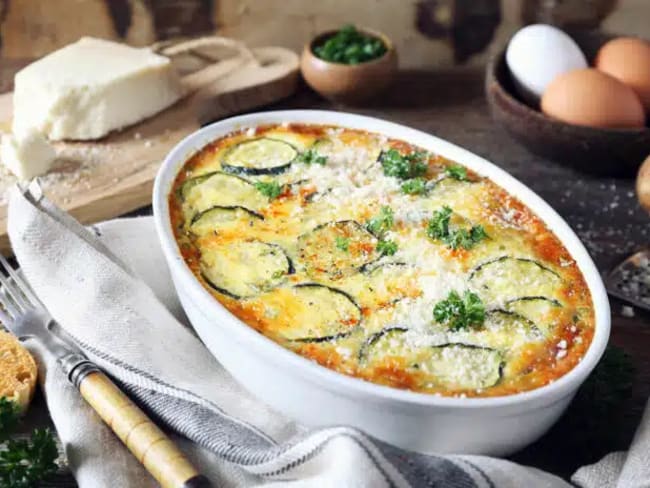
254,181,283,199
313,24,387,64
433,290,485,331
297,148,327,166
426,206,452,241
335,236,350,252
366,206,394,238
401,177,427,195
380,149,428,180
0,398,19,442
0,398,58,488
376,240,398,256
445,165,468,181
426,206,487,250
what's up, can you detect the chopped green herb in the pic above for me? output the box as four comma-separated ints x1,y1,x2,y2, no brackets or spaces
426,206,487,250
401,177,427,195
433,290,486,331
313,24,387,65
380,149,428,180
0,398,58,488
297,148,327,166
335,236,350,252
254,181,283,199
377,240,398,256
366,206,394,238
271,270,285,279
445,165,468,181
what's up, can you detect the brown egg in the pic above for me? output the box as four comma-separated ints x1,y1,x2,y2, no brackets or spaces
541,68,645,129
596,37,650,112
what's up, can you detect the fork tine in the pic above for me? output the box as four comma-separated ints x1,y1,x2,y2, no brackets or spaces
0,269,29,314
0,286,21,319
0,254,42,309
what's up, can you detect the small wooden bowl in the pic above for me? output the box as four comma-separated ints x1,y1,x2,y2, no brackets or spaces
301,28,398,105
486,31,650,176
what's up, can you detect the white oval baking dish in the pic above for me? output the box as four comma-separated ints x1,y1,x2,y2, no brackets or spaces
153,110,610,456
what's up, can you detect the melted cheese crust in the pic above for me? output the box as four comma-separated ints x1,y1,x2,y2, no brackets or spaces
170,124,595,397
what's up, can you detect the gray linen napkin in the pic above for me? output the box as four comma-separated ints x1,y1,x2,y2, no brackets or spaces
7,187,649,487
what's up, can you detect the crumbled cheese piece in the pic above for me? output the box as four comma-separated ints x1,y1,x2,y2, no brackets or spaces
556,349,567,359
1,128,56,180
13,37,183,140
557,339,567,349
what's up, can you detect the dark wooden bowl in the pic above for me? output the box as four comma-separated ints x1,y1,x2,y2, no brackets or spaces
301,28,398,105
486,30,650,177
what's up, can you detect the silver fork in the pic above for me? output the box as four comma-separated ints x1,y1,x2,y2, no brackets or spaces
0,254,211,488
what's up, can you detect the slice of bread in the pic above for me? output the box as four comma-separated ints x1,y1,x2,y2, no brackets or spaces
0,330,37,412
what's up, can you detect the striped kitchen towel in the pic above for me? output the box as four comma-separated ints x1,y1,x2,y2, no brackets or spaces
8,186,649,488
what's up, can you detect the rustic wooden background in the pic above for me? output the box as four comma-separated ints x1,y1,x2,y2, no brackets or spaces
0,0,647,77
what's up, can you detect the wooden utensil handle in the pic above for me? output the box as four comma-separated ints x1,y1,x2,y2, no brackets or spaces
78,370,210,488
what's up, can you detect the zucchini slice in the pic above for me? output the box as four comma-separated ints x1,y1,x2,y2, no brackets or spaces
505,296,562,334
182,172,267,219
359,326,409,361
190,205,263,236
276,284,362,342
422,344,503,390
200,240,292,299
222,138,297,175
361,327,503,390
478,309,545,348
469,256,562,303
297,220,379,279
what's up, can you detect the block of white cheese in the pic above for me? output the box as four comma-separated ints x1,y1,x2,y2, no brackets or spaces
1,128,56,180
13,37,184,141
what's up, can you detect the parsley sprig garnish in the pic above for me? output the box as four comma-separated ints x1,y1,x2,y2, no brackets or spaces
380,149,428,180
426,206,487,250
366,206,399,255
313,24,387,65
401,177,427,195
297,148,327,166
366,206,394,237
335,236,350,252
254,181,284,199
376,240,398,256
0,397,58,488
433,290,486,331
445,165,468,181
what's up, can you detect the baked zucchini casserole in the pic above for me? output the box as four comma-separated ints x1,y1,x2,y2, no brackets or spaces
169,124,594,397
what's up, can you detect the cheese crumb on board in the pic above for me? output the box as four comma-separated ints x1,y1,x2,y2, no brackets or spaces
1,128,56,180
13,37,184,141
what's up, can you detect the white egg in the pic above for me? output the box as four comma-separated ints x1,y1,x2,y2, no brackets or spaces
506,24,587,104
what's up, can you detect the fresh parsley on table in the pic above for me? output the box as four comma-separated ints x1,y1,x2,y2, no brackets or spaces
313,24,387,64
426,206,487,250
0,397,58,488
433,290,486,331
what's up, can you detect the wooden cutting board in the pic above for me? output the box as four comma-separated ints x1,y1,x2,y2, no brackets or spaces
0,39,300,254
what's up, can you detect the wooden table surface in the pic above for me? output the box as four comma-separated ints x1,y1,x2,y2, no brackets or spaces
17,68,650,487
